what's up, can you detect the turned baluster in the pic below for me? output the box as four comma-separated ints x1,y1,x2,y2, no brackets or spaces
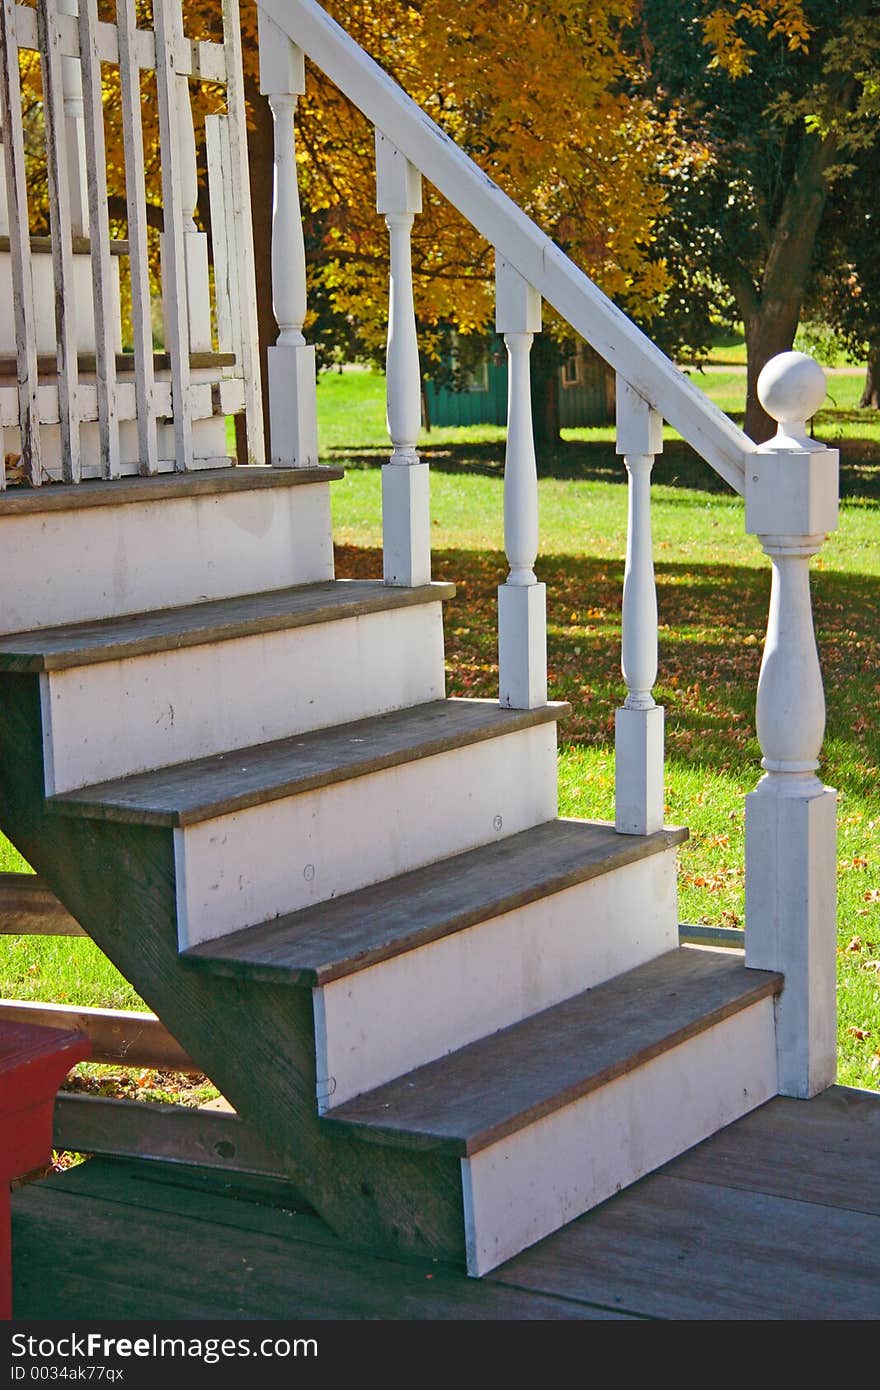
258,8,318,466
496,257,545,708
615,378,664,834
376,132,429,586
744,351,839,1098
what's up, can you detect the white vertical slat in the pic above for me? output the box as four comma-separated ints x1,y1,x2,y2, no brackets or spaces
0,95,9,237
116,0,158,474
172,3,212,356
78,0,120,477
495,257,546,709
258,10,315,468
375,131,429,584
224,0,264,465
37,0,81,482
153,0,192,469
205,114,239,359
614,375,665,835
0,0,42,485
56,0,88,237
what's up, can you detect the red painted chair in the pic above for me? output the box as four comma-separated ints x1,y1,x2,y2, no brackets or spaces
0,1020,91,1320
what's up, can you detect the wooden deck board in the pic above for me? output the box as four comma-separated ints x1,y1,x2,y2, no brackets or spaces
11,1085,880,1320
495,1172,880,1321
50,699,569,827
185,820,688,987
11,1162,627,1321
322,949,782,1156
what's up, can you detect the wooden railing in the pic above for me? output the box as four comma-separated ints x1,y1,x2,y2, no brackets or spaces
0,0,263,486
255,0,841,1101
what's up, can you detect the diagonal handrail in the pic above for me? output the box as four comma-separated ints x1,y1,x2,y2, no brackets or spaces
259,0,754,494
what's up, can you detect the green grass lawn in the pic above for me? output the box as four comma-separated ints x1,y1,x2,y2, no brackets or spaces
2,359,878,1093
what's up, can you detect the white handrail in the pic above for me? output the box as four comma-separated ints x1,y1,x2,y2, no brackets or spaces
259,0,753,494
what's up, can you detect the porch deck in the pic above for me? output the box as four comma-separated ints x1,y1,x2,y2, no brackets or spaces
11,1084,880,1321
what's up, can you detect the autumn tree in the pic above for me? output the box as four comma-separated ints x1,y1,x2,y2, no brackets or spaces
235,0,681,445
634,0,880,440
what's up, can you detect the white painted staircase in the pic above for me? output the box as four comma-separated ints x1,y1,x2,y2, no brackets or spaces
0,466,782,1275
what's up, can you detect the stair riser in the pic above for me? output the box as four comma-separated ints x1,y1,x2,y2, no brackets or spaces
1,484,334,634
316,849,679,1110
174,722,560,948
461,995,778,1276
40,604,447,794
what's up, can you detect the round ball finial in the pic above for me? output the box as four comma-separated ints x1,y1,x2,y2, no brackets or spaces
757,351,826,446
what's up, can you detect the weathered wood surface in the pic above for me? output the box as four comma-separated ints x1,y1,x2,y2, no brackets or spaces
495,1167,880,1321
53,1095,289,1175
0,235,129,255
0,464,343,514
0,579,455,670
323,949,782,1156
0,672,469,1264
187,819,687,987
12,1159,628,1320
0,999,194,1070
663,1084,880,1216
52,698,569,827
0,872,83,934
0,350,237,378
13,1084,880,1320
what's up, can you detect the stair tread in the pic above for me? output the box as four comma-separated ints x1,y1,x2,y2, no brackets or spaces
0,464,343,516
184,818,688,986
0,580,455,671
321,948,783,1157
50,698,568,827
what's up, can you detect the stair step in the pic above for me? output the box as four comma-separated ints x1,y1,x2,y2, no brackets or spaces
49,699,568,827
0,579,455,672
184,818,687,987
321,948,782,1155
1,466,342,635
0,464,343,516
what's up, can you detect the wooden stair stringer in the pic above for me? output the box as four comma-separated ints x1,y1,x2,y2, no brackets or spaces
0,672,467,1265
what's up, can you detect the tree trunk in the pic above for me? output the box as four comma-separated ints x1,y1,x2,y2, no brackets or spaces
736,132,838,443
859,347,880,409
530,335,561,452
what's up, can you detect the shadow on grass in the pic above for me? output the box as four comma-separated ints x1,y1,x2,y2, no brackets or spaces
327,434,880,500
336,542,880,797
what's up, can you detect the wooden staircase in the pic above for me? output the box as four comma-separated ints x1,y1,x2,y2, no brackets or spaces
0,466,783,1276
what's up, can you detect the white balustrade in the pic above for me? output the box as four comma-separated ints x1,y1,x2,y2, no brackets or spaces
79,0,120,475
376,131,429,585
258,8,318,467
615,377,664,834
496,256,545,708
57,0,87,237
172,3,212,355
744,351,839,1098
0,0,42,485
38,0,81,481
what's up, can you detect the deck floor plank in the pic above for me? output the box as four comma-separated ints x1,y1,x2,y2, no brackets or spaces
11,1165,628,1321
11,1086,880,1320
494,1171,880,1321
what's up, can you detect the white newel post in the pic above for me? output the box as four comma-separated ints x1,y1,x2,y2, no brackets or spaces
744,351,839,1099
376,132,429,586
496,257,546,708
258,9,318,467
615,377,664,834
57,0,88,237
